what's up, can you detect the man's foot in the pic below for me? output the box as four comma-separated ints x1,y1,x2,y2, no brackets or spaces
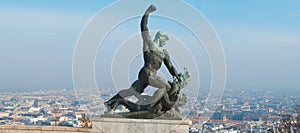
153,103,163,115
104,94,122,114
104,101,115,114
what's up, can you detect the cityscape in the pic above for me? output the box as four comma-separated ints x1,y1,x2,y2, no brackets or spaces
1,0,300,133
0,87,299,132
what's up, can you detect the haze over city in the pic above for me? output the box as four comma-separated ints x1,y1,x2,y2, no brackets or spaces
0,0,299,91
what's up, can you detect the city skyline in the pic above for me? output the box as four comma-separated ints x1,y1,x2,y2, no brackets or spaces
0,0,299,90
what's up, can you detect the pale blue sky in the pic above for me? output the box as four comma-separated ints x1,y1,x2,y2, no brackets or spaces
0,0,299,90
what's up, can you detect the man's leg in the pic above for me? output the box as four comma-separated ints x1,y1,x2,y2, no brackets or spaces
119,80,144,98
137,75,171,106
104,80,145,113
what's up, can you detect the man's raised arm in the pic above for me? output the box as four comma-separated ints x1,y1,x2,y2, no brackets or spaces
140,5,156,43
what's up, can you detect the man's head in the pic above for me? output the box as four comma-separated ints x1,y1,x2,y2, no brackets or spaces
154,31,169,48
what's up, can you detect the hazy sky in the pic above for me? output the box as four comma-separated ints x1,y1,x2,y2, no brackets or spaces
0,0,299,90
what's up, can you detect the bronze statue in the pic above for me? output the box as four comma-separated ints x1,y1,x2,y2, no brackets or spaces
104,5,190,119
116,68,190,119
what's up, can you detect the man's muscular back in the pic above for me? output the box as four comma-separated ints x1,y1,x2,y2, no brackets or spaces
143,49,165,71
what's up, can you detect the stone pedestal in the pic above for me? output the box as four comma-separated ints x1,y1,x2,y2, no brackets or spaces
0,125,93,133
91,118,190,133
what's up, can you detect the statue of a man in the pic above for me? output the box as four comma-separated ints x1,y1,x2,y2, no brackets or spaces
104,5,181,114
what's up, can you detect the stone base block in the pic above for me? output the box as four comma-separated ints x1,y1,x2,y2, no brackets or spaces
91,118,190,133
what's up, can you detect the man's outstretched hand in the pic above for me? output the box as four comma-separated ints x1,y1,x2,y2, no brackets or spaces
147,4,157,13
177,74,183,83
